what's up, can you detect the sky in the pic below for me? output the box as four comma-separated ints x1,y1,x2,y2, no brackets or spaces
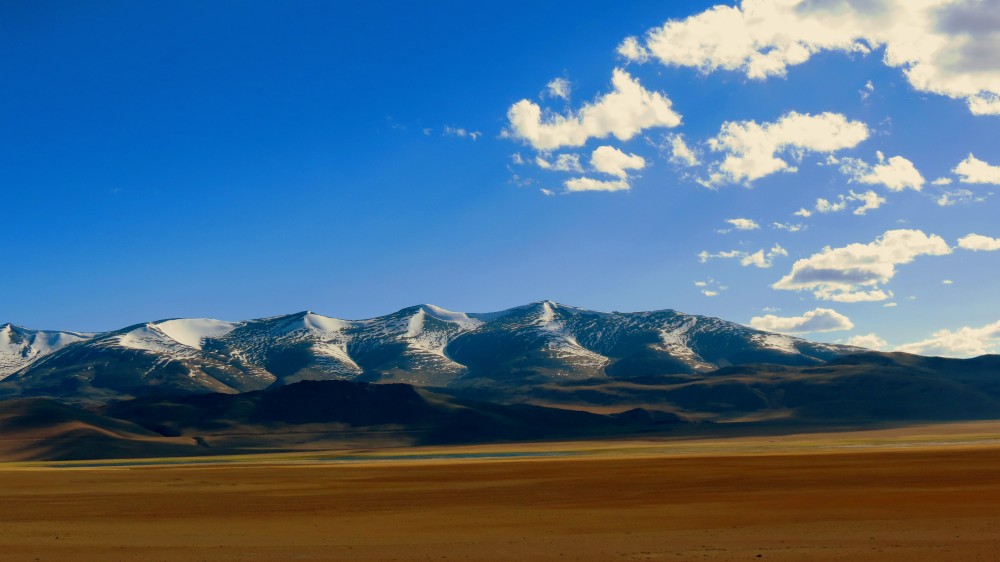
2,0,999,357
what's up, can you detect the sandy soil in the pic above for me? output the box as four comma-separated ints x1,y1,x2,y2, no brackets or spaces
3,428,1000,561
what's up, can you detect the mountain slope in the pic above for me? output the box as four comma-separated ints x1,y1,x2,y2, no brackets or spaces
454,352,1000,422
0,398,204,461
100,379,644,450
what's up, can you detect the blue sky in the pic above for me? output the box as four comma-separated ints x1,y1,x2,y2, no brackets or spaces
3,1,999,356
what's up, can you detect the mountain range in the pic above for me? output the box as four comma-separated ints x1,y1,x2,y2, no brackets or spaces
3,302,1000,461
0,301,852,401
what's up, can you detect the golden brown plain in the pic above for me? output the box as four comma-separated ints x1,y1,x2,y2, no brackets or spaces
2,444,1000,561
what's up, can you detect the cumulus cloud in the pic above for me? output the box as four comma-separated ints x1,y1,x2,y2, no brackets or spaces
665,133,700,166
815,197,847,214
750,307,854,334
699,244,788,268
505,69,682,150
564,177,631,193
625,0,1000,115
847,190,887,215
536,153,584,172
773,229,952,302
840,152,925,191
545,77,571,101
808,190,886,215
954,154,1000,184
590,145,646,178
702,111,869,186
617,36,650,62
846,333,889,350
896,320,1000,357
726,218,761,231
957,233,1000,251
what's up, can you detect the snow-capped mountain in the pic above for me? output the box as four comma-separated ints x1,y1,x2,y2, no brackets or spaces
0,324,93,377
0,302,854,400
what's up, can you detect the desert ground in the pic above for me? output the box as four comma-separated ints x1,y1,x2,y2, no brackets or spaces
3,422,1000,561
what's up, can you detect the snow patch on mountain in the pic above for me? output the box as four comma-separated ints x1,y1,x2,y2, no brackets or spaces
155,318,239,350
300,312,352,333
114,324,193,355
658,319,714,371
751,333,800,355
419,304,484,330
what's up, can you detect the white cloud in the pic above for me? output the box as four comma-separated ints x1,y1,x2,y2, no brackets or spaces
846,333,889,350
749,307,854,334
694,278,728,297
848,190,886,215
509,172,534,188
942,279,954,285
772,222,804,232
936,188,983,206
617,36,650,62
954,154,1000,184
505,69,681,151
703,111,869,186
564,177,631,193
627,1,1000,115
896,320,1000,358
860,80,875,101
590,145,646,178
699,244,787,268
443,126,482,140
539,188,555,196
793,208,813,218
773,229,952,302
931,177,953,186
810,190,886,215
545,77,571,101
666,133,700,166
536,153,584,172
957,233,1000,251
840,152,925,191
511,153,525,165
815,197,847,214
725,218,761,231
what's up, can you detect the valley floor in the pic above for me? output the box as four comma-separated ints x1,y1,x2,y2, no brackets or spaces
3,422,1000,561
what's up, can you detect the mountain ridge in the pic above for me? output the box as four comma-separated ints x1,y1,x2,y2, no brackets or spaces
1,301,856,402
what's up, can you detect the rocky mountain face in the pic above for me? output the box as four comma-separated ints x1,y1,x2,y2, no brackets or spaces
0,302,854,401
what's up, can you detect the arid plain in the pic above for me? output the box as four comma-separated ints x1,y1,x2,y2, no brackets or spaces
3,423,1000,561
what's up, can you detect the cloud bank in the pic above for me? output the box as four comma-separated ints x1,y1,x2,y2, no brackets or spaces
750,307,854,334
621,0,1000,115
773,229,952,302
